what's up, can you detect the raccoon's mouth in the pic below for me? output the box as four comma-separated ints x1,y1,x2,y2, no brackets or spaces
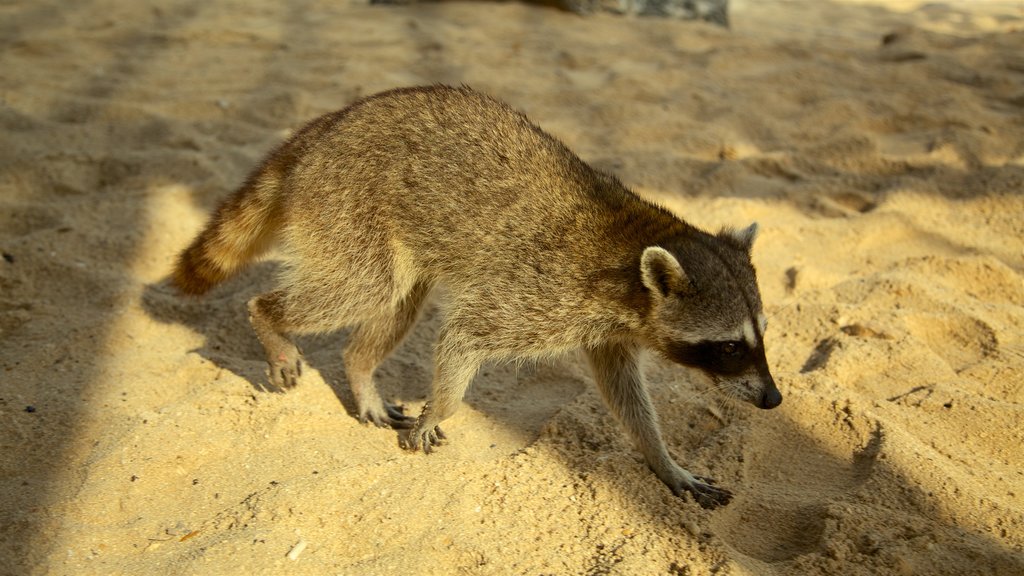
736,379,782,410
707,375,782,410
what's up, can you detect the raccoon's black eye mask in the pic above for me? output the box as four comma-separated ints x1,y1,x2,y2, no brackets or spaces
665,339,762,376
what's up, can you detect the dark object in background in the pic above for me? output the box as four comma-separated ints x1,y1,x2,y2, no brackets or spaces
370,0,730,27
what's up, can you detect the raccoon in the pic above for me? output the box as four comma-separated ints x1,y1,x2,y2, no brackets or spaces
173,85,780,508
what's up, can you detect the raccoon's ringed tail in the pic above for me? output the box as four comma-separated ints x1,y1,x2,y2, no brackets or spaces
171,174,281,296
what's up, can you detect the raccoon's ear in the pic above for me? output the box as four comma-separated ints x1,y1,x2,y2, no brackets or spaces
640,247,690,297
721,222,759,252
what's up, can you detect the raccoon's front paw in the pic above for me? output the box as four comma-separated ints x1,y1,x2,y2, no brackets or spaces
359,401,416,429
400,421,447,454
267,348,304,389
681,476,733,509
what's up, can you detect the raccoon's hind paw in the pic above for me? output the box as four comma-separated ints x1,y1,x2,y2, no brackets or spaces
266,349,304,389
400,422,447,454
683,476,733,509
359,402,416,429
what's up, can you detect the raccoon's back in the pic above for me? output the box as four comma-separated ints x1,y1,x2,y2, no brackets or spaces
397,85,594,196
280,86,678,276
286,86,588,217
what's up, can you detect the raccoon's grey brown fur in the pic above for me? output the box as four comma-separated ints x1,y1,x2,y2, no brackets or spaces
173,85,780,508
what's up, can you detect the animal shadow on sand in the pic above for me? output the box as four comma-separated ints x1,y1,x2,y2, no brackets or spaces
141,261,588,447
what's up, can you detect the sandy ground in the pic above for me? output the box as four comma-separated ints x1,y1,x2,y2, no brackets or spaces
2,0,1023,574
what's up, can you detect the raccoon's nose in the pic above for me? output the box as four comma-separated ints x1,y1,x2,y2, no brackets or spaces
759,387,782,410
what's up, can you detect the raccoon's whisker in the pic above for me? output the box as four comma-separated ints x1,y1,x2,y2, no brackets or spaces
686,384,718,408
692,376,729,399
688,381,737,433
709,392,735,422
680,382,707,401
715,381,746,416
721,390,741,420
689,386,719,409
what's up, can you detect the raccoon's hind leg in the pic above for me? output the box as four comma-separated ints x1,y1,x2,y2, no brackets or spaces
248,291,305,389
342,282,429,429
586,340,733,509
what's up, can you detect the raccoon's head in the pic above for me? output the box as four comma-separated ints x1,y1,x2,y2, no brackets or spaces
638,223,781,410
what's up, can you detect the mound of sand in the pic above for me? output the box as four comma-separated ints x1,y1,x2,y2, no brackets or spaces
1,0,1022,574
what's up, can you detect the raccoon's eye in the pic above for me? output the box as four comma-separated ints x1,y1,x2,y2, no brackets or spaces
720,341,741,355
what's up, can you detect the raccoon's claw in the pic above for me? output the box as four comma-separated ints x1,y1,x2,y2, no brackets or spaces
384,403,417,429
359,402,416,429
685,478,733,509
401,423,447,453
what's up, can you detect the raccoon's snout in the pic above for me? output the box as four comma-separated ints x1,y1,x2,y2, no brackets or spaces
758,385,782,410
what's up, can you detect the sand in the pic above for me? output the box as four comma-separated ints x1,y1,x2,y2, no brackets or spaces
2,0,1023,574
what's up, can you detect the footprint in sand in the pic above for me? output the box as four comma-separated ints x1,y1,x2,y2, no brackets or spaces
809,191,879,218
903,312,998,374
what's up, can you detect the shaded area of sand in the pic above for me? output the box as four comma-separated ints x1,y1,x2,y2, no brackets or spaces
1,0,1022,573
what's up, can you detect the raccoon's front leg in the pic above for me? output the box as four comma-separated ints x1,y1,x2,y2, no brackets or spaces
343,285,428,429
402,338,481,453
586,340,732,509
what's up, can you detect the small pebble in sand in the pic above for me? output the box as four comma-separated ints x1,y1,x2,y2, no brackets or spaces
684,521,701,537
286,539,307,561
